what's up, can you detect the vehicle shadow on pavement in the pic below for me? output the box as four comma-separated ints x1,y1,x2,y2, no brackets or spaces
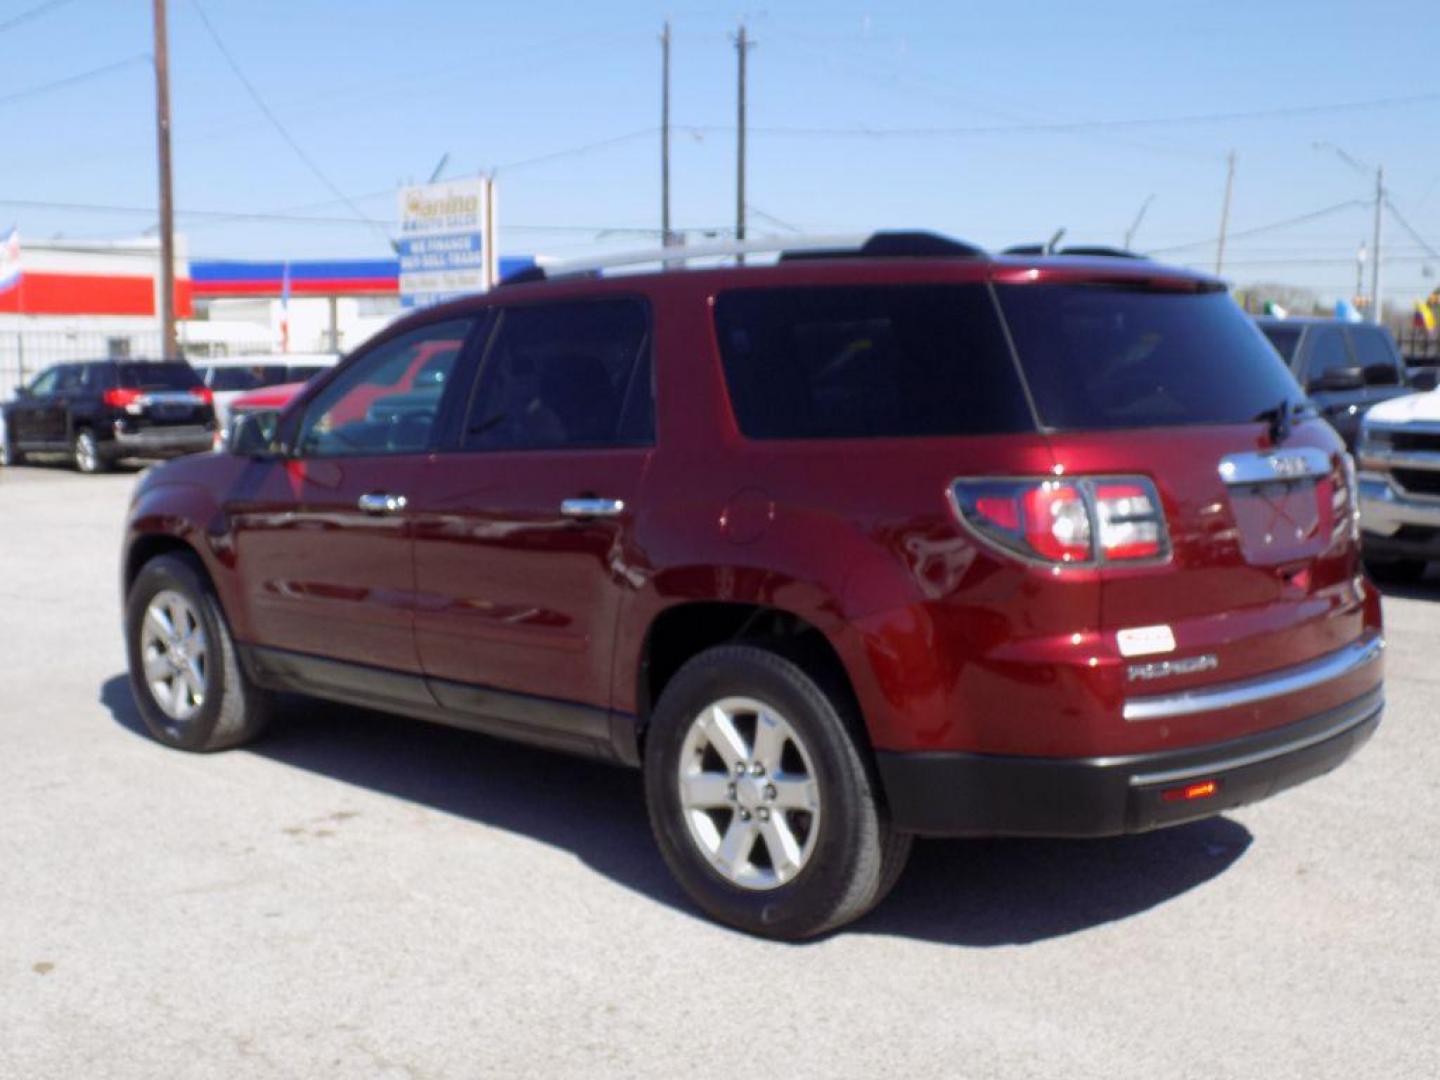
1372,571,1440,602
101,675,1251,947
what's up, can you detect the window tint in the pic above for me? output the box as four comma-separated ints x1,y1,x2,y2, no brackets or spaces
54,365,87,394
27,368,61,397
209,365,289,392
117,363,202,390
1348,327,1401,386
996,285,1301,430
464,299,652,450
297,320,472,457
285,365,328,383
1260,325,1301,363
713,285,1030,440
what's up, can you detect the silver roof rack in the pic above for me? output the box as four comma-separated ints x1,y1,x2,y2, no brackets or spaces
500,230,986,285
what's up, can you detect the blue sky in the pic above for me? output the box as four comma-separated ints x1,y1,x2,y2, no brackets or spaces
3,0,1439,302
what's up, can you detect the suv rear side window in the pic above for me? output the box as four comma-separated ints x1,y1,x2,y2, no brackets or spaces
116,363,202,390
996,285,1300,430
463,299,653,450
713,285,1031,440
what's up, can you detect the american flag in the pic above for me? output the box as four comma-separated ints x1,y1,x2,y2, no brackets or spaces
0,227,19,291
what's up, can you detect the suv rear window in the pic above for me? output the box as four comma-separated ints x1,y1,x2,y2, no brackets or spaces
116,363,202,390
713,285,1031,440
996,285,1300,430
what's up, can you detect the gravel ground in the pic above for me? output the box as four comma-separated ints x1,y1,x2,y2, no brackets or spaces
1,464,1436,1079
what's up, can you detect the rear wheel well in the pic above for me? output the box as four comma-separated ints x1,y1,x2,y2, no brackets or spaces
638,602,863,738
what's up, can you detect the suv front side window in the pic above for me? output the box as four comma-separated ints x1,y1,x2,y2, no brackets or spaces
26,368,61,397
463,299,653,451
296,320,474,458
1305,327,1357,387
1347,326,1402,386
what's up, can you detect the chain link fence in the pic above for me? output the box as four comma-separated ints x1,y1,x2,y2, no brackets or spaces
1,328,278,399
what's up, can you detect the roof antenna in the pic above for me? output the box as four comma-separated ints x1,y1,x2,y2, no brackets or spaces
1045,228,1067,255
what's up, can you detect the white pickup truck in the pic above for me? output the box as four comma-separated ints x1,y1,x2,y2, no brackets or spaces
1358,389,1440,582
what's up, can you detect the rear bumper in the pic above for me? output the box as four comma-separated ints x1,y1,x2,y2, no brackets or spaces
877,685,1382,837
106,424,215,459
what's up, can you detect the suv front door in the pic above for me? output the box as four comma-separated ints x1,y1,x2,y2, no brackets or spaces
226,319,479,693
9,367,61,447
410,299,655,736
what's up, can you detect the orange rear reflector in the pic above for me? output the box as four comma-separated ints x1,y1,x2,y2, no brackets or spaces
1162,779,1219,803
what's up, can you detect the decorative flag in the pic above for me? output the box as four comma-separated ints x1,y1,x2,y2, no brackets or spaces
0,227,20,291
1415,300,1436,334
279,259,291,353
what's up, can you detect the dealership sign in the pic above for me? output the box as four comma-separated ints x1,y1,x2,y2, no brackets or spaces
396,178,493,308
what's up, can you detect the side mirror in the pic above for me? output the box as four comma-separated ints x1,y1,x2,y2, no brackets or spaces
229,411,280,457
1308,366,1365,393
1408,367,1438,392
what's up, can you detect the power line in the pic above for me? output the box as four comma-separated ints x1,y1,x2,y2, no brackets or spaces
1145,200,1368,256
681,89,1440,139
1384,197,1440,262
0,0,77,35
187,0,386,240
492,128,659,174
0,52,148,108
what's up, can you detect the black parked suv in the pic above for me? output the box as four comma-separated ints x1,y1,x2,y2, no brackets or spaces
1254,317,1415,450
0,360,217,472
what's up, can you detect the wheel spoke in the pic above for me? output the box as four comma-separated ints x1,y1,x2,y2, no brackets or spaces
758,815,804,881
768,773,818,812
715,814,757,871
751,709,787,767
699,706,750,770
142,650,172,683
680,771,732,809
146,605,175,640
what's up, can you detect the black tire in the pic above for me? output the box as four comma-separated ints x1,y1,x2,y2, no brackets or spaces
1365,557,1428,584
125,552,274,752
72,428,111,473
644,644,911,940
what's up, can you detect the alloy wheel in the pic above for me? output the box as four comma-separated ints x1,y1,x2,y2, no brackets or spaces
140,589,209,728
676,695,822,890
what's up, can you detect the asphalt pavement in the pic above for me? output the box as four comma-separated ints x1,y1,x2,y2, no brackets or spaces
1,464,1436,1079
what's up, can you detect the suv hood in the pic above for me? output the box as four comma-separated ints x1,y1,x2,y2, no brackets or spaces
1364,388,1440,425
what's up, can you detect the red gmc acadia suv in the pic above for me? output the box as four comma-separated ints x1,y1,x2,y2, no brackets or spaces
121,232,1384,939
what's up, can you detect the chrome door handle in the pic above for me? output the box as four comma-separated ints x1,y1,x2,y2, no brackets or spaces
561,497,625,518
357,492,408,514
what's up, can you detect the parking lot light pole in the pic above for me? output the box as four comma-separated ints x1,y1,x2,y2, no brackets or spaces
1371,166,1384,325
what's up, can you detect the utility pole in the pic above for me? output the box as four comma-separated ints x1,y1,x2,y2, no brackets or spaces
660,21,671,248
733,22,754,255
152,0,177,360
1215,150,1236,276
1371,166,1384,325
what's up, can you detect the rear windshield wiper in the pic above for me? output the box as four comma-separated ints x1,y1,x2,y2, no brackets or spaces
1252,397,1297,444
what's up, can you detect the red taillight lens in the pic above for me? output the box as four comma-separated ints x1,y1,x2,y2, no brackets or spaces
188,386,213,405
953,476,1168,566
1093,482,1163,560
1022,484,1092,562
103,387,142,408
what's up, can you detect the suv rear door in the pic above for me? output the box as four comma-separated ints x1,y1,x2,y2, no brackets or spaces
995,281,1370,743
410,297,654,727
226,319,479,686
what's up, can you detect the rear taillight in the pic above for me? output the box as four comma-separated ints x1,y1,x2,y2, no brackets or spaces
103,388,142,408
188,386,214,405
952,476,1169,566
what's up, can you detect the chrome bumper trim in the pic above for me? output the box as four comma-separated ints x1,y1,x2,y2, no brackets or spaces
1123,635,1384,723
1129,688,1383,786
